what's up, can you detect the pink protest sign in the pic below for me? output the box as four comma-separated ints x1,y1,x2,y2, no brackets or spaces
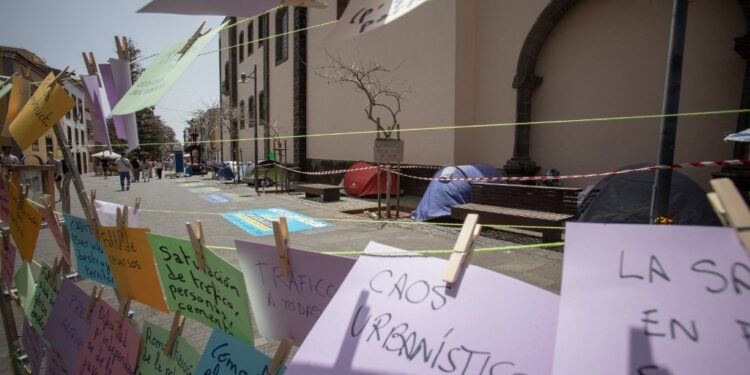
235,240,355,345
40,207,71,265
1,236,15,284
74,299,140,375
285,242,560,374
81,75,111,146
553,223,750,375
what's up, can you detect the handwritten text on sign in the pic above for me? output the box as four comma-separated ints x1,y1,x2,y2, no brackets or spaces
29,262,61,330
286,242,560,374
64,214,115,287
553,223,750,375
195,329,283,375
8,72,75,149
43,278,93,374
8,182,42,261
328,0,430,42
136,321,200,375
74,299,140,375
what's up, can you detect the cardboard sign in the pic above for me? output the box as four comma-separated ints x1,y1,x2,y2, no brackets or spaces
147,233,255,344
235,240,355,345
374,138,404,164
553,223,750,375
94,199,142,227
41,207,71,265
64,213,115,287
194,329,283,375
136,321,201,375
8,72,75,149
74,299,140,375
100,61,139,149
222,208,331,237
22,319,46,375
8,182,43,261
98,226,169,312
42,278,93,374
285,242,560,374
1,236,16,284
138,0,278,16
14,262,36,316
29,261,61,330
327,0,430,42
81,75,111,145
3,75,30,137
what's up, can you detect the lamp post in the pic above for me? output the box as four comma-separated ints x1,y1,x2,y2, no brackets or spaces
240,64,259,193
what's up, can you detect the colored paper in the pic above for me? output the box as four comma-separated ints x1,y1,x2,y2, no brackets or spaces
171,334,201,375
553,223,750,375
45,347,69,375
8,72,75,150
100,61,139,149
64,213,115,287
188,187,221,193
200,194,233,203
138,0,277,17
147,233,254,344
0,177,8,223
3,75,30,137
8,182,43,261
42,278,93,374
13,262,36,317
94,199,142,227
41,207,71,265
98,226,169,312
22,319,46,375
81,75,111,145
222,208,331,237
235,240,355,345
1,238,16,284
194,329,283,375
327,0,430,43
136,321,200,375
285,242,560,374
29,261,61,330
111,22,225,115
74,299,140,375
99,63,127,139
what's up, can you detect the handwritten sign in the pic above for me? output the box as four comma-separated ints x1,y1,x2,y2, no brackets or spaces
8,72,75,149
171,334,201,375
41,207,71,265
29,261,61,330
222,208,331,237
94,199,142,227
45,347,69,375
0,177,9,223
235,240,355,345
3,75,30,137
74,299,140,375
42,278,93,373
98,226,169,312
374,138,404,164
136,321,201,375
147,233,254,344
286,242,560,374
111,23,225,115
64,213,115,287
1,235,16,284
195,329,283,375
81,75,111,145
8,182,42,261
327,0,430,42
14,262,36,317
138,0,277,16
553,223,750,375
22,319,46,374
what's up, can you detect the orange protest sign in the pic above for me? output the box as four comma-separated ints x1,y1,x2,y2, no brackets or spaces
8,73,75,150
3,75,31,137
8,184,42,262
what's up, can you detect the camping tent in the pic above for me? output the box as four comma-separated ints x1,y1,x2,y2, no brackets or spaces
343,161,399,197
411,164,503,221
577,163,720,226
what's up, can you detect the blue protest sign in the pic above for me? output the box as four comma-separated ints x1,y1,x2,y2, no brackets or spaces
63,214,115,287
221,208,331,237
195,329,284,375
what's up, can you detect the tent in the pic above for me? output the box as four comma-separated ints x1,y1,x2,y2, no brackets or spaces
411,164,503,221
91,150,120,159
577,163,720,226
343,161,399,197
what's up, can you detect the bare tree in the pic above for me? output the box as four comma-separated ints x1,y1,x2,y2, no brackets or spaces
189,99,244,162
316,53,411,139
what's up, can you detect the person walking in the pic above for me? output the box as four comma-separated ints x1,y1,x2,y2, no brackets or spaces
142,159,150,182
1,146,20,165
155,159,163,179
116,155,133,191
101,158,109,178
131,157,141,183
148,159,154,180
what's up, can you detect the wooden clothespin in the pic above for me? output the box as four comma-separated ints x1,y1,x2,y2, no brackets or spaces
164,311,186,357
133,197,141,214
17,184,29,206
81,52,102,87
115,297,131,336
268,339,294,375
186,221,207,270
709,178,750,256
52,66,72,88
280,0,328,8
273,217,291,278
115,36,130,61
115,206,129,249
48,257,65,285
442,214,481,284
178,22,210,57
84,286,104,319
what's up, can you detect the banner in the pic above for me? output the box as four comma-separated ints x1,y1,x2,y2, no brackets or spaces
8,73,75,150
81,75,111,145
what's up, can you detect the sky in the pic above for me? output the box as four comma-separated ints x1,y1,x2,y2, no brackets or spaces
0,0,225,143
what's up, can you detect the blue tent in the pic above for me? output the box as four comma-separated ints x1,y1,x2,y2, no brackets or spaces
411,164,503,221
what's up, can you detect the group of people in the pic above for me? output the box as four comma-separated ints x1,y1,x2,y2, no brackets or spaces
110,155,168,191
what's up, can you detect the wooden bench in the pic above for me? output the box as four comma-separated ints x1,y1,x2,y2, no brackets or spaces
451,183,581,242
296,184,341,202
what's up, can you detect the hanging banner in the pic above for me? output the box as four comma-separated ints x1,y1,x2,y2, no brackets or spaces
138,0,278,17
64,213,115,287
8,182,43,262
3,75,31,137
327,0,431,43
43,278,93,374
81,75,111,146
100,61,139,149
94,199,142,227
74,299,140,375
29,261,61,330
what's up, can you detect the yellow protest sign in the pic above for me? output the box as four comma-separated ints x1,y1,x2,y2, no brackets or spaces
8,73,75,150
8,183,42,262
3,75,31,137
97,226,169,312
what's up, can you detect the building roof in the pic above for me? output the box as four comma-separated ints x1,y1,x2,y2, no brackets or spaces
0,45,60,77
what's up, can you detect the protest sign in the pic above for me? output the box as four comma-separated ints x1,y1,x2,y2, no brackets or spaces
100,61,139,149
8,72,75,149
29,261,61,329
81,75,111,145
222,208,331,237
98,226,169,312
286,242,560,374
45,348,69,375
3,75,30,137
194,329,283,375
14,262,36,316
8,182,42,261
74,299,140,375
328,0,430,42
136,321,201,375
94,199,142,227
235,240,355,345
147,233,254,344
41,207,71,264
22,319,46,374
111,22,225,115
138,0,278,16
171,334,201,375
64,213,115,287
553,223,750,375
42,278,93,373
1,236,16,284
0,177,8,222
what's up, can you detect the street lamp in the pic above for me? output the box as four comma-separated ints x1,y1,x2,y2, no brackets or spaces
239,65,260,193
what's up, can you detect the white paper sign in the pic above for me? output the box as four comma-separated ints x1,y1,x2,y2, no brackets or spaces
327,0,430,42
94,199,141,227
138,0,278,17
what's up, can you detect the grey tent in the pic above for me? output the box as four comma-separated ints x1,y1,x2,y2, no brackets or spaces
577,163,720,226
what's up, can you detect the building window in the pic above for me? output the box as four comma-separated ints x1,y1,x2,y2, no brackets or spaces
67,127,72,143
32,139,39,152
78,98,83,123
248,21,254,56
223,61,230,95
258,90,266,123
259,14,269,43
248,96,256,127
238,31,245,62
45,137,53,154
275,7,289,65
337,0,350,19
75,128,79,145
239,100,246,129
80,129,85,145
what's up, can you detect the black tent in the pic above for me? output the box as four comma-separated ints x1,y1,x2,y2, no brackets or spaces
577,163,720,226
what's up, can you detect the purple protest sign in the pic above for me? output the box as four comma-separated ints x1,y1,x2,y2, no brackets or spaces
285,242,560,374
42,278,92,373
100,61,139,149
236,240,355,345
0,177,8,223
99,63,126,139
554,223,750,375
1,236,15,284
45,347,69,375
74,298,140,375
81,75,110,146
22,320,46,374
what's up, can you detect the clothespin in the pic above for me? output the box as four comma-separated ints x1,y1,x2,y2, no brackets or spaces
51,66,72,88
83,286,104,319
133,197,141,214
280,0,328,8
48,257,64,284
186,221,207,270
81,52,102,87
17,184,29,206
268,339,294,375
273,217,291,278
115,206,129,249
442,214,481,284
115,297,131,336
115,36,130,61
709,178,750,256
164,311,186,357
178,22,210,57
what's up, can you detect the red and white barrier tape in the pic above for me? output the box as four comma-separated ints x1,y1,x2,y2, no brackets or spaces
275,163,441,176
